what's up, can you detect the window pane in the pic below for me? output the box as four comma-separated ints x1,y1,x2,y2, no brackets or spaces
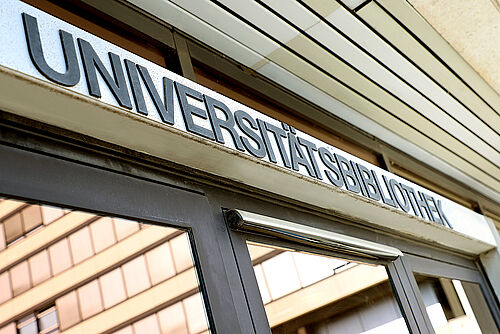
145,242,176,285
415,274,498,333
0,197,210,334
90,217,116,253
0,323,16,334
10,260,31,296
111,325,134,334
133,314,161,334
38,307,59,331
48,238,73,275
21,205,43,233
122,255,152,297
170,234,193,273
247,242,410,334
68,226,94,264
28,250,51,286
0,223,6,250
184,293,209,334
56,291,81,330
0,272,12,304
99,268,127,309
253,264,271,304
17,314,37,334
157,302,188,334
4,213,23,244
77,280,103,319
113,218,139,241
41,206,64,225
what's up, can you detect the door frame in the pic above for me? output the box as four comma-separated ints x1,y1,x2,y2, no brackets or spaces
406,254,500,331
0,141,254,334
1,118,499,334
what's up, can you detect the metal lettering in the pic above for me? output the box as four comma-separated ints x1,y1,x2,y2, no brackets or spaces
204,95,244,151
22,13,80,86
234,110,266,158
78,38,132,109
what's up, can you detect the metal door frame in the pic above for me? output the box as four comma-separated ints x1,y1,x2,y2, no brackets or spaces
1,119,499,334
405,254,500,332
0,140,254,334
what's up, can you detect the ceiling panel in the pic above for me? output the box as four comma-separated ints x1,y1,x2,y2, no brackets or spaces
317,5,500,149
169,0,281,57
357,2,500,133
264,40,500,188
376,0,500,112
302,21,499,159
124,0,500,200
213,1,499,170
128,0,265,68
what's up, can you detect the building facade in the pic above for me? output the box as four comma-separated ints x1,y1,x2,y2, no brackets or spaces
0,0,499,333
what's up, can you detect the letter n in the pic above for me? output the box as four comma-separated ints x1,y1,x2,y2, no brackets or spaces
78,38,132,109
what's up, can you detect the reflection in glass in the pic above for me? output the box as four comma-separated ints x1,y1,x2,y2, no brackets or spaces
16,307,59,334
0,198,210,334
38,307,59,333
415,274,497,333
99,268,127,309
247,242,410,334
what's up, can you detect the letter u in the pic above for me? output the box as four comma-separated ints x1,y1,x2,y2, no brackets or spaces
22,13,80,86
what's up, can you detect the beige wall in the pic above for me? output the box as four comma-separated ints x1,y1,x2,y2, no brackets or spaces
408,0,500,94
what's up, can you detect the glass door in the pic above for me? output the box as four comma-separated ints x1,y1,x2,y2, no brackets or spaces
0,197,210,334
225,209,415,334
408,255,500,334
0,141,249,334
247,241,410,334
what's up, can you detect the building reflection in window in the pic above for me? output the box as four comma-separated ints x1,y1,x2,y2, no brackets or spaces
415,274,497,334
248,242,410,334
0,198,210,334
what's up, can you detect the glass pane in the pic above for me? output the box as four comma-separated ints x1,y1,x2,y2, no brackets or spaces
0,223,7,251
0,272,12,304
122,255,152,297
247,242,410,334
145,242,176,285
17,314,37,334
77,280,103,319
0,323,16,334
21,206,43,233
0,197,211,334
4,213,23,244
10,261,31,296
132,314,161,334
415,274,498,333
48,239,72,275
157,302,189,334
89,217,116,253
68,226,94,265
28,250,51,286
38,307,59,331
56,291,80,330
40,206,64,225
99,268,127,309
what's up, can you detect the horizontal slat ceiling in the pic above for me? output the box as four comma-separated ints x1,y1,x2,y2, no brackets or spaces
357,2,500,133
375,0,500,113
305,2,500,148
125,0,500,198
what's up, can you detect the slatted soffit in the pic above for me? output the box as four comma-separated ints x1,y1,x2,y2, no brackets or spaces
125,0,500,202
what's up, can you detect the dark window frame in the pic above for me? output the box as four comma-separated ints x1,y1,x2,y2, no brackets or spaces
406,254,500,331
2,112,499,333
0,137,253,334
3,1,499,332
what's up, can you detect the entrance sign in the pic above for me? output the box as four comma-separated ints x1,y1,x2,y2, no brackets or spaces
0,0,494,244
